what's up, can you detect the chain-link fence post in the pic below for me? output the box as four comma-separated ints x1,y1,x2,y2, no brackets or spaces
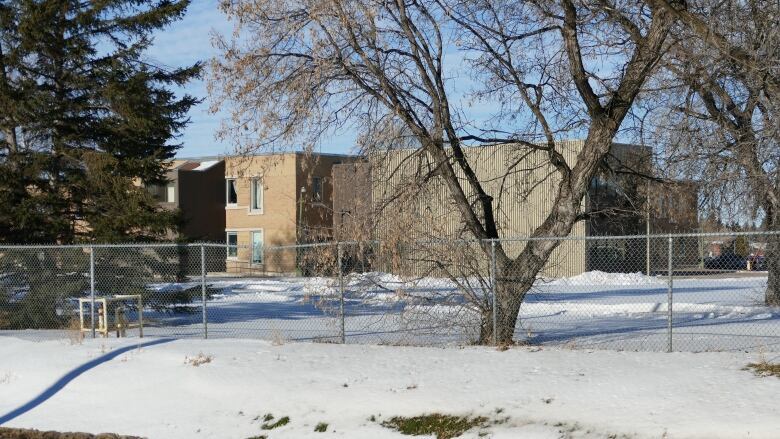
201,244,208,340
667,235,674,353
490,240,498,346
337,242,346,344
89,245,96,339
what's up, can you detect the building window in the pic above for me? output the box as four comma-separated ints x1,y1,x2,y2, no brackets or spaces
251,231,263,264
226,232,238,258
146,184,165,201
312,176,323,202
166,183,175,203
226,178,238,205
146,184,159,200
250,178,263,212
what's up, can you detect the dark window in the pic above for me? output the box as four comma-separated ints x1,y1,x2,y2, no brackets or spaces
226,179,238,205
312,177,323,202
226,232,238,258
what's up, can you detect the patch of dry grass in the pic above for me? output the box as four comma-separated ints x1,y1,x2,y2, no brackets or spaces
184,353,212,367
746,360,780,378
0,427,142,438
67,317,84,345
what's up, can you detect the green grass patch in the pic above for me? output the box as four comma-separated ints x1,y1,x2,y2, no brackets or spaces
381,414,489,439
314,422,328,432
261,415,290,430
746,360,780,378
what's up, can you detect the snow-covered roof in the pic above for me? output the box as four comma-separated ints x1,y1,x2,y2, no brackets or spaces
192,160,220,171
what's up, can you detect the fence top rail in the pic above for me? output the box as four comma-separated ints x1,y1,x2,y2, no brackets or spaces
0,230,776,250
489,230,780,242
406,230,780,244
238,241,337,250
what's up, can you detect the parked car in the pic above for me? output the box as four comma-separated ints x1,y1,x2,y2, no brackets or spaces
704,253,747,270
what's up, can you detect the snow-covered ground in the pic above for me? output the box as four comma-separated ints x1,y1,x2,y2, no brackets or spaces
0,338,779,438
3,271,779,352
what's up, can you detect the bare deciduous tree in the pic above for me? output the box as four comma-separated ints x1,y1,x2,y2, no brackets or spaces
645,0,780,305
209,0,676,343
648,0,780,99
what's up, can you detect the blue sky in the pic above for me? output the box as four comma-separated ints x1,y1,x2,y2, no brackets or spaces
144,2,643,159
146,0,359,158
146,0,229,158
145,1,513,159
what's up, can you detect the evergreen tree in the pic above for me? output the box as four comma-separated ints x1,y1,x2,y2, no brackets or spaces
0,0,200,244
0,1,200,329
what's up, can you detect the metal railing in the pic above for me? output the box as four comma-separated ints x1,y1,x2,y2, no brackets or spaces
1,232,778,352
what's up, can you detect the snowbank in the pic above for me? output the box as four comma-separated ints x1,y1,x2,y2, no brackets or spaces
1,338,778,438
545,270,663,286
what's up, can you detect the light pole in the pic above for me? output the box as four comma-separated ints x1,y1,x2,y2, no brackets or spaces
646,179,651,276
298,186,307,243
297,186,306,274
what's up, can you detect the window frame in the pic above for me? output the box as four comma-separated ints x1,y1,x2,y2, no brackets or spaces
226,232,238,259
250,177,263,213
146,183,164,202
166,183,176,203
312,176,323,203
225,178,238,206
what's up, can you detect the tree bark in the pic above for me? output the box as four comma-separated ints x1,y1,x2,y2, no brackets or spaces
765,211,780,306
478,275,534,344
664,54,780,306
765,236,780,306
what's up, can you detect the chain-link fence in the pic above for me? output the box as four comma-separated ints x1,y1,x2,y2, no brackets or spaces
1,232,778,352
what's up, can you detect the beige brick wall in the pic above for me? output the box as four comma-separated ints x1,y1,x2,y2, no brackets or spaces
225,154,299,273
371,141,588,277
223,153,358,274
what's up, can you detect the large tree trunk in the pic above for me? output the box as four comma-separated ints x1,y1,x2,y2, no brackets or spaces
765,236,780,306
478,275,535,344
765,212,780,306
495,276,535,344
487,244,570,345
476,125,627,345
477,206,572,345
